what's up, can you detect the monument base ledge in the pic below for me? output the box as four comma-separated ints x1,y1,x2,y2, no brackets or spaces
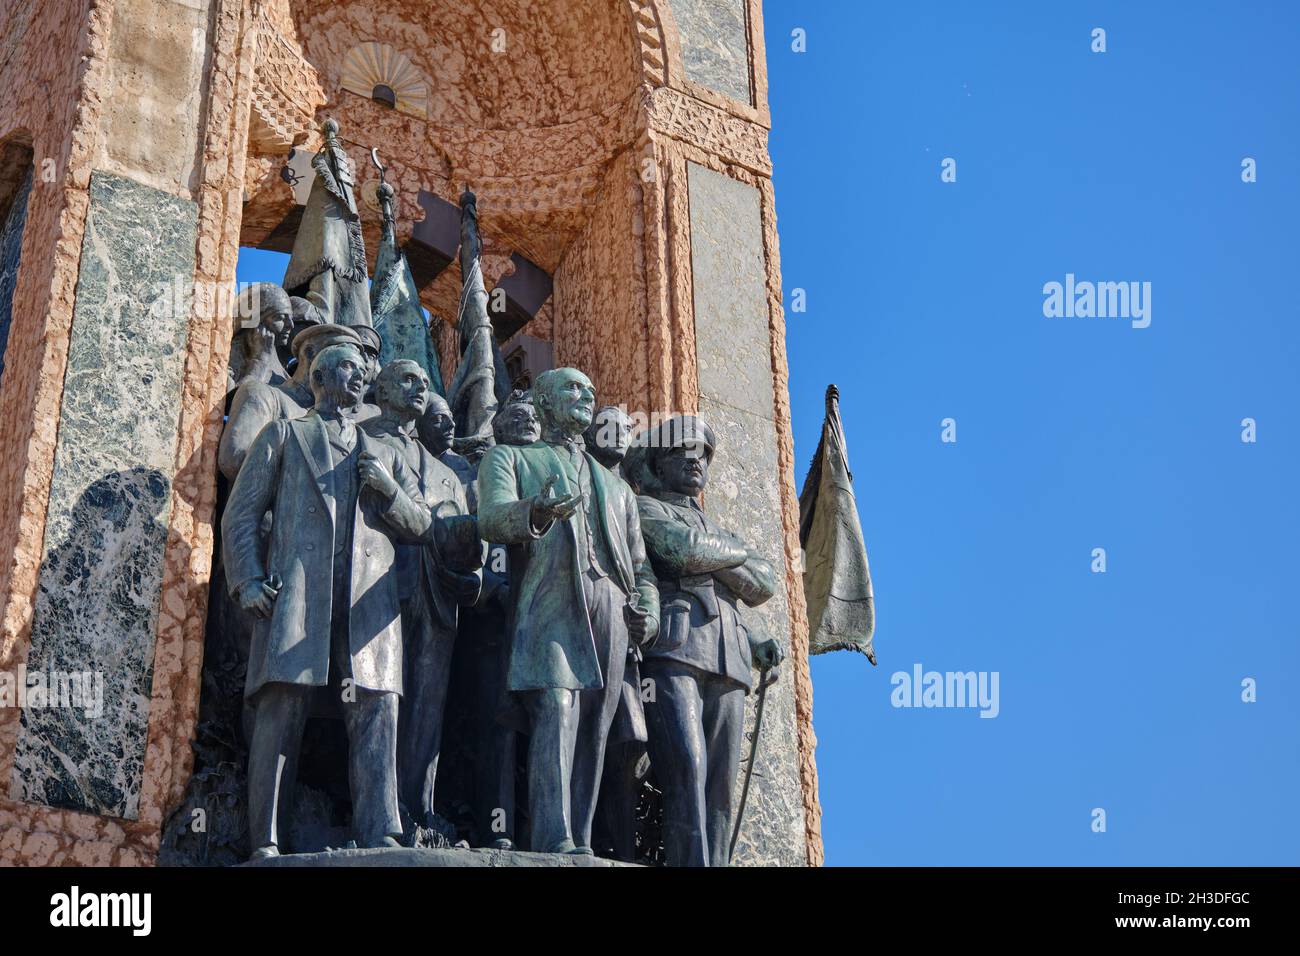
238,846,641,868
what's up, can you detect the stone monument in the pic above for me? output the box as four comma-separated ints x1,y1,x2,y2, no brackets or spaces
0,0,824,867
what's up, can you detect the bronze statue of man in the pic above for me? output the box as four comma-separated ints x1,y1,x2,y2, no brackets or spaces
627,415,784,867
349,324,384,424
362,360,482,829
494,389,540,449
584,405,634,479
418,392,478,511
466,390,539,849
477,368,659,855
211,283,298,763
222,343,432,858
584,404,647,861
282,118,372,327
220,322,364,482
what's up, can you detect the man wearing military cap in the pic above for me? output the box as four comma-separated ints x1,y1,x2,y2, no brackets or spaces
220,321,364,481
626,414,784,867
349,323,384,424
280,296,324,371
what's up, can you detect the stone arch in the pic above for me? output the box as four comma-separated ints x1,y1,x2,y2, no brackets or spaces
239,0,672,411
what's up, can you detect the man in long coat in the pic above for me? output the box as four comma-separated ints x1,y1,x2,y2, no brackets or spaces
216,322,367,756
476,367,659,855
223,343,432,858
418,392,478,510
466,391,540,849
585,404,648,861
220,322,363,482
362,360,482,828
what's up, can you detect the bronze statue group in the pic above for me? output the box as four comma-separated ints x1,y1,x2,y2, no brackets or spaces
210,120,783,867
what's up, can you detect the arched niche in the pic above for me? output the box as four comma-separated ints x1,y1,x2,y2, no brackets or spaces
239,0,673,412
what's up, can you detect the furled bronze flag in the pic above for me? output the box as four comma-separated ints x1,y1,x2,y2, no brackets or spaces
798,384,877,663
446,189,512,459
370,180,445,396
282,119,372,328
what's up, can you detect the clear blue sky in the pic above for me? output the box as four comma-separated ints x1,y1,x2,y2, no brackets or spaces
236,1,1299,867
768,0,1300,864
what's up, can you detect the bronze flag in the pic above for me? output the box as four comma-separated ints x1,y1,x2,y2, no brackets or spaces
446,189,512,459
798,384,876,663
370,178,445,397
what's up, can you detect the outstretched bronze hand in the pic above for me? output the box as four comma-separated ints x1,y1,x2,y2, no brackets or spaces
530,474,582,527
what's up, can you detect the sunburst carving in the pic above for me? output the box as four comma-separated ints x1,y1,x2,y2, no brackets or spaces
339,43,429,120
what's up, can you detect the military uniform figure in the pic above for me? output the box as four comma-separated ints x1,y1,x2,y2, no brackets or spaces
627,415,784,867
477,368,659,855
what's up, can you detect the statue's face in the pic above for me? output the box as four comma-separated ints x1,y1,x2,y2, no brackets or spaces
299,335,357,377
499,402,540,446
377,362,429,419
312,346,366,406
539,369,595,435
362,350,381,385
263,306,292,347
590,408,633,463
421,398,456,453
657,442,710,496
